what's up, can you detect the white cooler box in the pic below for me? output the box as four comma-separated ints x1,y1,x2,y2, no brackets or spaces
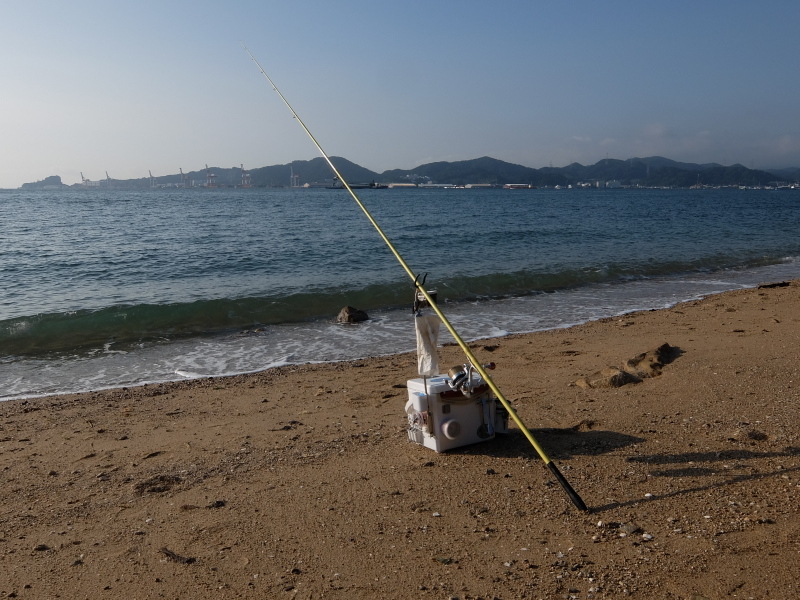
405,374,508,452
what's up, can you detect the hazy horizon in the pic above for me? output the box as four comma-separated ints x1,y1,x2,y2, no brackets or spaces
9,152,796,190
3,1,799,189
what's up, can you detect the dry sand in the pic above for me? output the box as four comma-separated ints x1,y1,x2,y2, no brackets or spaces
2,282,799,599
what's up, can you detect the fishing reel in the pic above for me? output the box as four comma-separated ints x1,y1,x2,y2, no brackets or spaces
447,362,496,397
414,289,437,313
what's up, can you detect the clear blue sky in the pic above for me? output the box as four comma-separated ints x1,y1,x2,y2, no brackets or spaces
2,0,799,188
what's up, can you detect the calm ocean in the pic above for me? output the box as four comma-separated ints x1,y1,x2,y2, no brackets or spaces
2,186,800,401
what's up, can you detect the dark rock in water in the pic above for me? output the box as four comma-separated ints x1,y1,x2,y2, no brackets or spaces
337,306,369,324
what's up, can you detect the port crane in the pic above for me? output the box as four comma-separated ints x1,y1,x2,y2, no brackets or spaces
205,164,217,188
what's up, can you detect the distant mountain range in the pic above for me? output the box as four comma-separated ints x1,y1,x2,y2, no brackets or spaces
19,156,800,190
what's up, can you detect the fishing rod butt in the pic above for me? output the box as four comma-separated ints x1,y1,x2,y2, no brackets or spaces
547,461,589,512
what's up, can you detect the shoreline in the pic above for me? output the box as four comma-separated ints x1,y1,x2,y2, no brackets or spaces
2,282,799,598
7,261,800,403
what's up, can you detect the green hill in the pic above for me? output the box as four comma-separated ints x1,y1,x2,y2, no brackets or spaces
20,175,67,189
381,156,568,186
250,157,379,187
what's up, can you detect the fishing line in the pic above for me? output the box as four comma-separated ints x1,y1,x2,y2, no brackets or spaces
242,43,588,512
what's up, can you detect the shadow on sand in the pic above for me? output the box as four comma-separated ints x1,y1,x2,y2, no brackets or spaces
451,423,645,460
588,446,800,513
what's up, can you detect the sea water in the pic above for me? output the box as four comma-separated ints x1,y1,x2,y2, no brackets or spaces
2,186,800,400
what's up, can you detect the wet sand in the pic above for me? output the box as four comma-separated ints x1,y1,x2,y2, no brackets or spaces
2,282,799,599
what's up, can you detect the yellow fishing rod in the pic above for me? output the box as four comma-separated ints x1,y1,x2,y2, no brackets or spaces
243,44,588,512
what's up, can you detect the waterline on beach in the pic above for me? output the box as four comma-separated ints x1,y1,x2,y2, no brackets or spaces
3,260,797,402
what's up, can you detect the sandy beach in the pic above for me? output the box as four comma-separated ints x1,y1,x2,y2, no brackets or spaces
2,282,799,599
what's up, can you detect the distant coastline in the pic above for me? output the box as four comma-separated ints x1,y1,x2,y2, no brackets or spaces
16,155,800,191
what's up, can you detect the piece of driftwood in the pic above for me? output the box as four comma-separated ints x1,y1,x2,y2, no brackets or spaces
757,281,790,289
